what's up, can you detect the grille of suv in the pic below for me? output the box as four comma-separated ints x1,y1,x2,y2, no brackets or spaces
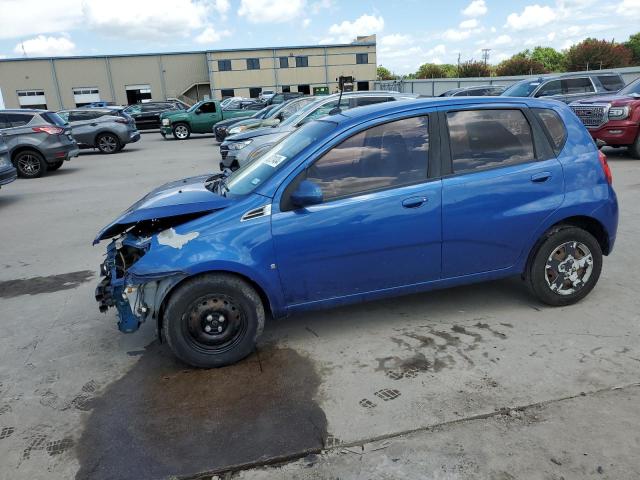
570,105,608,128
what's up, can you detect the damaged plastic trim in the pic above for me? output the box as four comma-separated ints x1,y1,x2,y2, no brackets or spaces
158,228,200,249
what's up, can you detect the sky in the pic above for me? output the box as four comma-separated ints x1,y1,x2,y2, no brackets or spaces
0,0,638,74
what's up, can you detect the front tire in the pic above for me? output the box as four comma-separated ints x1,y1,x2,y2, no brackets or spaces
96,133,120,154
172,123,191,140
163,274,265,368
528,226,602,306
629,133,640,159
14,150,46,178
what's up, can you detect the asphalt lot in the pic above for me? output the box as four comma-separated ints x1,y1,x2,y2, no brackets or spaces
0,132,639,480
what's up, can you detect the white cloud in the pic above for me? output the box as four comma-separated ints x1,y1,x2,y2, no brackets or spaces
462,0,487,17
459,19,479,29
303,18,311,28
616,0,640,15
0,0,82,40
13,35,76,57
213,0,231,14
83,0,209,39
427,44,446,56
380,34,412,48
442,29,472,41
194,27,231,44
506,5,557,30
238,0,306,23
327,14,384,43
494,34,512,45
311,0,334,14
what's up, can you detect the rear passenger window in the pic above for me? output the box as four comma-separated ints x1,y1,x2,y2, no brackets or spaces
597,75,624,92
532,108,566,155
5,113,34,127
447,109,535,174
564,78,594,94
308,116,429,200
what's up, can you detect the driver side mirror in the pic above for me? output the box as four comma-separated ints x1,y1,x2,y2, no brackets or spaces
290,180,323,208
195,109,202,115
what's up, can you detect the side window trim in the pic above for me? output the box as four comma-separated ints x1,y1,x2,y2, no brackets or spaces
440,105,544,177
278,110,438,212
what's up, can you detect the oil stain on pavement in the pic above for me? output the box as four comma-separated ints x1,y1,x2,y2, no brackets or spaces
74,343,327,480
0,270,94,298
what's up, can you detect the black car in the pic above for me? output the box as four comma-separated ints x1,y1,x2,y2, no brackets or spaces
123,102,186,130
439,85,506,97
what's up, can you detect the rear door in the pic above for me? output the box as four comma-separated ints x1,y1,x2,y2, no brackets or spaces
440,105,564,278
67,110,96,145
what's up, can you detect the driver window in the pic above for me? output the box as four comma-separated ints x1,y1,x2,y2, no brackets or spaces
199,102,217,113
307,116,429,201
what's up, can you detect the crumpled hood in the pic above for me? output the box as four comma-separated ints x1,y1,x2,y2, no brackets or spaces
94,174,233,244
226,124,293,142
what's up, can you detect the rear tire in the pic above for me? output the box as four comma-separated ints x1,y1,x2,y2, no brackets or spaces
528,226,602,306
172,123,191,140
163,274,265,368
14,150,46,178
96,133,120,154
48,160,64,171
629,133,640,159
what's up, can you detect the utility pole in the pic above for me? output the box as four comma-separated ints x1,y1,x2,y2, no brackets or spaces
482,48,491,66
457,52,461,76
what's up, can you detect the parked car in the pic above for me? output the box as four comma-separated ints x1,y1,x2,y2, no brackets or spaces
439,85,506,97
220,91,416,170
223,99,265,111
266,92,304,105
213,104,280,142
501,73,625,103
215,96,316,142
83,101,115,108
569,77,640,158
0,109,78,178
221,97,246,108
0,134,17,189
259,90,276,102
159,99,255,140
57,109,140,154
124,102,185,130
94,96,618,368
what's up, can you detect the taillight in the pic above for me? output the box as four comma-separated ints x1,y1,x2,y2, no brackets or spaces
598,150,613,185
32,126,64,135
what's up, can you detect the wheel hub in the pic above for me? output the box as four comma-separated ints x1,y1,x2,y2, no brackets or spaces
186,295,244,350
545,241,593,295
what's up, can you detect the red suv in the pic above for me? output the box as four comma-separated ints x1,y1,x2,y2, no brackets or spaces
570,77,640,158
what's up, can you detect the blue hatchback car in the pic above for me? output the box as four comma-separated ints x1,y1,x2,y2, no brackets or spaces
94,97,618,368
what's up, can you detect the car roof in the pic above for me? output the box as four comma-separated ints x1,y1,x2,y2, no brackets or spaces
514,72,622,84
332,96,559,125
0,109,47,113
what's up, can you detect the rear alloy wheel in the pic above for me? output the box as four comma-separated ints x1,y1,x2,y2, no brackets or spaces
172,123,191,140
163,274,265,368
528,227,602,306
48,160,64,171
15,150,46,178
96,133,120,154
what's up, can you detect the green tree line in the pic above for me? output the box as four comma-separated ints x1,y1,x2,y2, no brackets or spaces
377,33,640,80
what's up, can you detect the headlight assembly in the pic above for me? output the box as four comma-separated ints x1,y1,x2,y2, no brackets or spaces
161,118,171,126
608,106,630,120
227,140,252,150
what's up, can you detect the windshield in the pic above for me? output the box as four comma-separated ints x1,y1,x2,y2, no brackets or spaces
186,102,202,113
226,120,336,196
618,78,640,96
502,80,541,97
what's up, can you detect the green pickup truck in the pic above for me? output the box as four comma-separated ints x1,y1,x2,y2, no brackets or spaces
160,100,254,140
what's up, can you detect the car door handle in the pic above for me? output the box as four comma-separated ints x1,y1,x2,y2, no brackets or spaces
402,196,428,208
90,123,98,127
531,172,552,183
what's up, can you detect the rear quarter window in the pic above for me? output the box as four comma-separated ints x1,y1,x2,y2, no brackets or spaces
596,75,625,92
532,108,567,155
40,112,67,126
6,113,35,127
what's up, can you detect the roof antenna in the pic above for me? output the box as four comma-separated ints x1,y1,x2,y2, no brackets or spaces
329,75,353,115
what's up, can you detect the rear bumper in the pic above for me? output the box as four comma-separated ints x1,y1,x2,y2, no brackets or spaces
588,121,639,146
128,131,141,143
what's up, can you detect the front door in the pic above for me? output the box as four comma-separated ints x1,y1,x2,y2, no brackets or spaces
441,107,564,278
272,114,442,306
191,101,219,133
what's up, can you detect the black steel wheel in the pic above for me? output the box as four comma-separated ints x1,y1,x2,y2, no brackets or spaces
163,274,265,368
14,150,46,178
528,226,602,306
96,133,120,154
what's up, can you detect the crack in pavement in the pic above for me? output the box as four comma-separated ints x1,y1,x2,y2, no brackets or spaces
182,381,640,480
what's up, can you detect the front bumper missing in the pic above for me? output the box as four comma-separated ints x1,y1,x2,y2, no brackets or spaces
95,234,185,334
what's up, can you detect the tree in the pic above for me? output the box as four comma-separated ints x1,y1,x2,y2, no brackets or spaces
416,63,447,79
564,38,632,71
439,64,459,77
496,57,547,76
377,65,395,80
625,32,640,64
457,60,491,78
530,47,566,72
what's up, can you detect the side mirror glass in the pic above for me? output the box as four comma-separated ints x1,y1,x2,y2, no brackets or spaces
290,180,323,208
195,109,202,114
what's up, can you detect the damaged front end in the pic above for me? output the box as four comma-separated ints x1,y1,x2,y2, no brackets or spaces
95,233,187,333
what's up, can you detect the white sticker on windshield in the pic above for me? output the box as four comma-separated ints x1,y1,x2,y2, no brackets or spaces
263,154,286,168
